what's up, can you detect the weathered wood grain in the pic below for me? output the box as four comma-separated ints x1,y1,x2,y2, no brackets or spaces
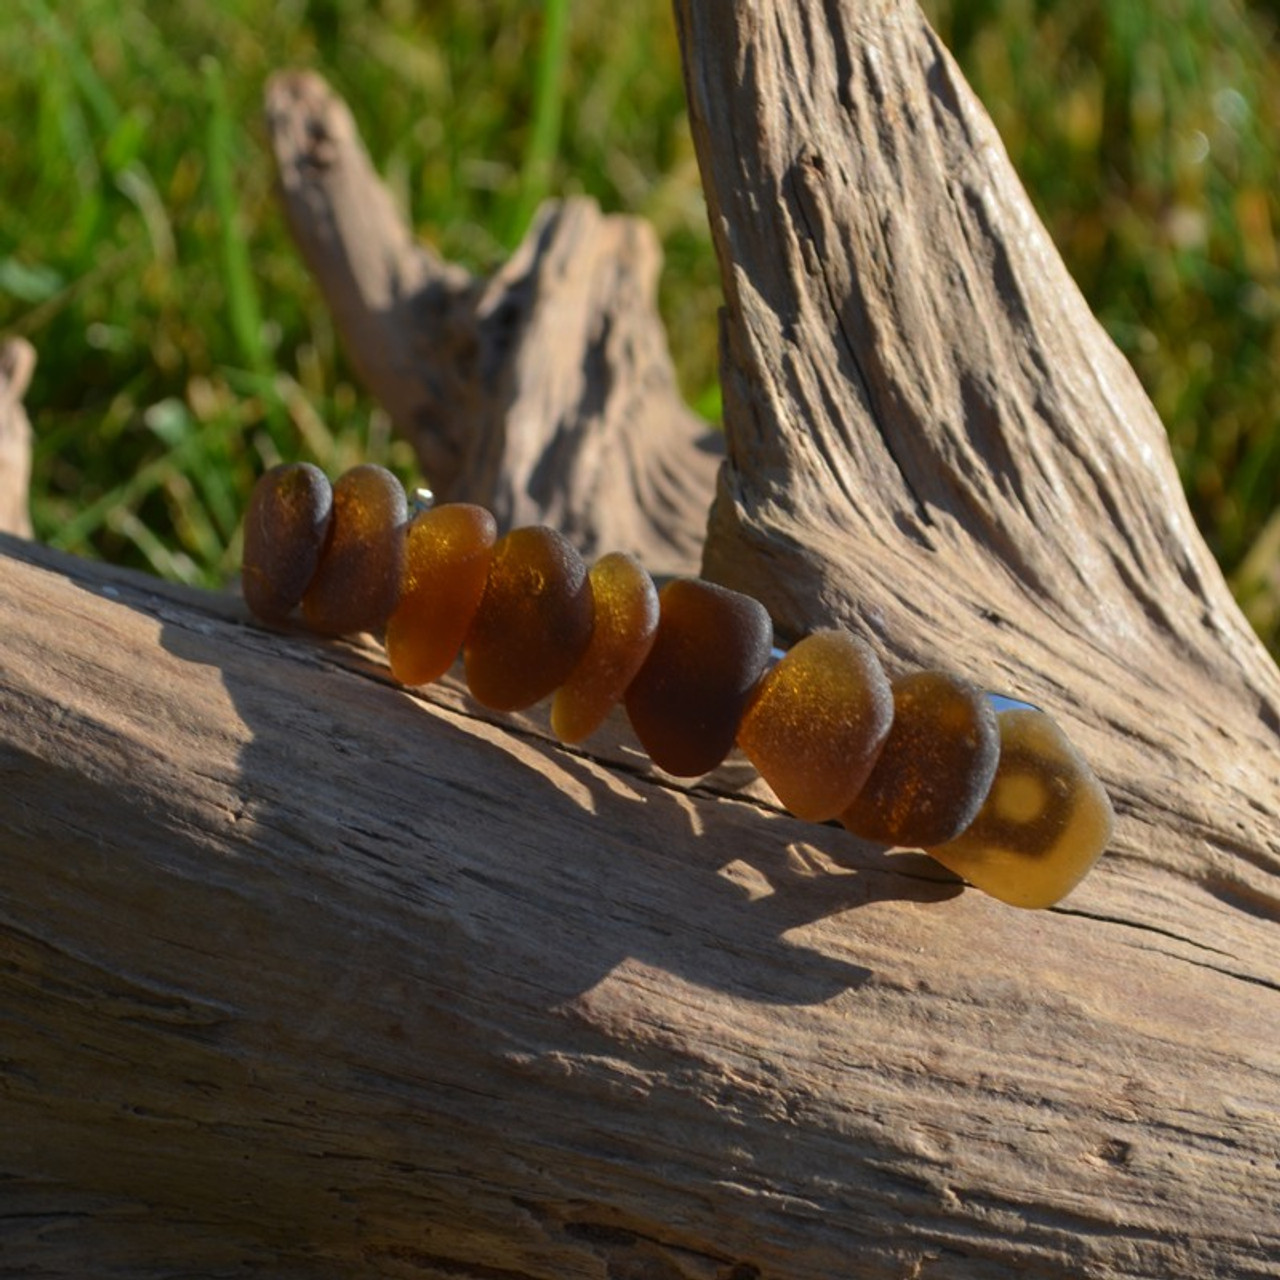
3,0,1279,1276
2,537,1277,1279
674,0,1280,999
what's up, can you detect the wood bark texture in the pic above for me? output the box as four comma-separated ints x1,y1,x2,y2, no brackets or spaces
2,3,1279,1280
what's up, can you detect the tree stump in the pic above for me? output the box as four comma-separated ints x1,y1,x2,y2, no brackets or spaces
1,2,1277,1277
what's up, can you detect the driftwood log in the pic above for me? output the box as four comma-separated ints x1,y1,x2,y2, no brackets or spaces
2,2,1278,1276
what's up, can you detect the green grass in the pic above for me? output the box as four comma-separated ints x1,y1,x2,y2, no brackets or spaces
1,0,1278,650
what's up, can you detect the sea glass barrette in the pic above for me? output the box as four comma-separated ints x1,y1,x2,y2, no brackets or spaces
241,462,1114,909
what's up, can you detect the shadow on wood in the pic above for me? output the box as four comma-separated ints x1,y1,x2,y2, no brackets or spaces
1,1,1278,1276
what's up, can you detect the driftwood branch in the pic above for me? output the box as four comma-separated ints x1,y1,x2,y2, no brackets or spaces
674,0,1280,970
265,69,719,577
3,2,1279,1277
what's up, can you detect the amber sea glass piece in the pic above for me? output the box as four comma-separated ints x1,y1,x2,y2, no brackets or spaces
551,552,659,744
241,463,333,623
926,708,1114,908
624,578,773,777
463,525,594,711
737,629,894,822
841,670,999,847
385,504,498,686
301,464,407,636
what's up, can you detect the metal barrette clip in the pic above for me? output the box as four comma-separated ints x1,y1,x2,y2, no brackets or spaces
768,646,1037,714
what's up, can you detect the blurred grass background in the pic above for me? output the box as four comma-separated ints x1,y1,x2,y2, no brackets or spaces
1,0,1277,650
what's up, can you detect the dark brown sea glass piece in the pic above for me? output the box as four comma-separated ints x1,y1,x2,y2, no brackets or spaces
624,578,773,777
841,670,999,848
551,552,659,743
463,526,594,711
737,629,894,822
926,708,1114,908
300,464,407,636
386,504,498,686
241,462,332,624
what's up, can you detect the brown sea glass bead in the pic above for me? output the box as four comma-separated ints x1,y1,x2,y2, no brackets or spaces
463,525,594,711
551,552,659,744
241,462,333,624
301,464,407,636
385,504,499,687
624,578,773,777
926,708,1114,909
841,670,999,848
737,629,894,822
